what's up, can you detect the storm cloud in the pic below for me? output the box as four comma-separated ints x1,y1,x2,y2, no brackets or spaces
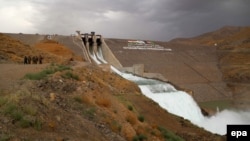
0,0,250,41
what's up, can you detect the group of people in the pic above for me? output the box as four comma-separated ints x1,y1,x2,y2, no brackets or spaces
24,55,43,64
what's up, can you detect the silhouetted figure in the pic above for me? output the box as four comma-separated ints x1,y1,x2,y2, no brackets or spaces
32,56,38,64
38,55,43,64
27,56,31,64
24,56,28,64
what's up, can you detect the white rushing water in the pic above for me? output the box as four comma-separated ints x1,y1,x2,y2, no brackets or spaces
110,66,250,135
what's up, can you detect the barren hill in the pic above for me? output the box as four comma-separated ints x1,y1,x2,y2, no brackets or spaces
170,26,250,109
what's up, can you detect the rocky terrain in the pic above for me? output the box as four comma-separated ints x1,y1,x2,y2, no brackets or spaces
0,33,224,140
169,26,250,109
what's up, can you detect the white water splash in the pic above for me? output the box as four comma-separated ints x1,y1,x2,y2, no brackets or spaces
139,85,204,123
111,66,250,135
197,110,250,135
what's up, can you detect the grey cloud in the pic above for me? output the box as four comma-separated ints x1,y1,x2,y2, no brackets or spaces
25,0,250,41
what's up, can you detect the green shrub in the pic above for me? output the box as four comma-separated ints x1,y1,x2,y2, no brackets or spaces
23,104,37,116
133,134,147,141
138,115,145,122
2,103,42,130
19,118,31,128
127,105,133,111
3,103,17,115
62,71,79,80
33,119,43,131
0,96,7,107
83,107,96,119
24,64,71,80
11,110,23,121
56,65,71,71
24,70,49,80
157,126,184,141
74,96,82,103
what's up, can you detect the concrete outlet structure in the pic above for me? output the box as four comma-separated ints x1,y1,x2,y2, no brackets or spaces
77,31,122,68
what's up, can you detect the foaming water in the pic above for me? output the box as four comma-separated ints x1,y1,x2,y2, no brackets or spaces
139,85,204,123
197,110,250,135
110,66,250,135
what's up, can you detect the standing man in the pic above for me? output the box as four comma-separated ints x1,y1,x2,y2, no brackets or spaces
27,56,31,64
38,55,43,64
24,56,28,64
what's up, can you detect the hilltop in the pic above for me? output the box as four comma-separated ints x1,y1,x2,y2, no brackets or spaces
0,34,224,140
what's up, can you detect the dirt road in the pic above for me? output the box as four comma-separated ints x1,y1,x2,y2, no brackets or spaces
0,63,48,90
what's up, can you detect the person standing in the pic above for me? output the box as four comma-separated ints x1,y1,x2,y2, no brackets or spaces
24,56,28,64
38,55,43,64
27,56,31,64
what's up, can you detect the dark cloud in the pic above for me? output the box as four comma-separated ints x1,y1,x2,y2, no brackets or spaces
1,0,250,41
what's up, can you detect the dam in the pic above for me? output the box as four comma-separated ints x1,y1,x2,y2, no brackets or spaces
6,31,232,102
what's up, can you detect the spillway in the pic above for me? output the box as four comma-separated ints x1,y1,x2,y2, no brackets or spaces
111,66,204,123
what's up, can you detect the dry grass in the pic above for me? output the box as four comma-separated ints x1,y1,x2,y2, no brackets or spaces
121,123,137,141
81,94,93,105
126,112,137,125
95,97,111,108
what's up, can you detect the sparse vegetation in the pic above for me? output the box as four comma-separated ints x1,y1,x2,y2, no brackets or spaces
128,105,133,111
74,96,83,103
138,115,145,122
23,104,37,116
19,118,32,128
2,103,40,129
0,133,12,141
110,120,122,133
0,96,7,106
24,68,53,80
0,92,44,131
11,110,23,121
157,126,184,141
56,64,71,71
34,119,43,131
133,134,147,141
83,107,96,119
24,64,71,80
3,103,18,115
62,71,79,80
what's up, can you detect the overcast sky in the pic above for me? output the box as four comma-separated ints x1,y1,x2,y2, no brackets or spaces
0,0,249,41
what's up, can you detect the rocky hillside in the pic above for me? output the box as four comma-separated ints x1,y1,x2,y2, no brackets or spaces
0,33,82,64
216,27,250,109
171,26,250,109
0,34,224,140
